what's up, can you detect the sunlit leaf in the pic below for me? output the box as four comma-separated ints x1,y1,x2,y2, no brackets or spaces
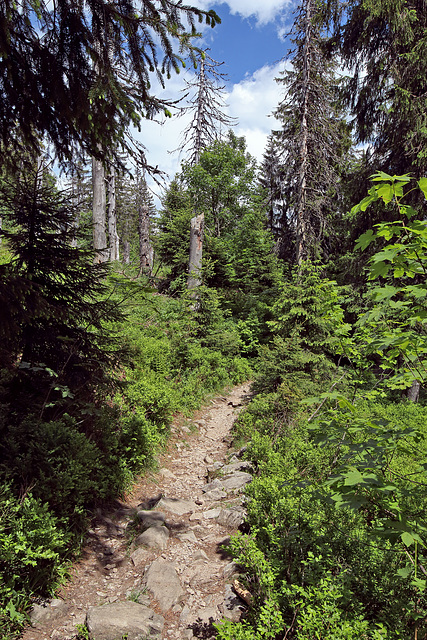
418,177,427,200
401,531,414,547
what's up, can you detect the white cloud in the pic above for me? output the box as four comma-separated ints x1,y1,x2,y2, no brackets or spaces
226,63,286,158
194,0,294,25
133,61,287,205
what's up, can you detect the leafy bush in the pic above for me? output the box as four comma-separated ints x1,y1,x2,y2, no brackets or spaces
227,383,425,639
0,486,70,638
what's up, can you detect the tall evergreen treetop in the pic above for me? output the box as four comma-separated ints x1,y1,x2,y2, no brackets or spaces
274,0,351,264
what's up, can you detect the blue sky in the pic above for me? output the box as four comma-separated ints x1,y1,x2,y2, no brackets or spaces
201,6,290,83
139,0,297,202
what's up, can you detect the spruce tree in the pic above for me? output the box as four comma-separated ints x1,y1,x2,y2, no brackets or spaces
0,162,123,416
259,134,294,260
330,0,427,176
274,0,351,264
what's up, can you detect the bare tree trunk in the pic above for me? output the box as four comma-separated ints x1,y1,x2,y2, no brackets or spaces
193,55,206,166
187,213,204,290
122,241,130,265
407,380,421,403
92,156,108,263
107,166,120,261
138,201,152,276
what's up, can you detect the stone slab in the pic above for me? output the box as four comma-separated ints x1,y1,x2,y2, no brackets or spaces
86,601,164,640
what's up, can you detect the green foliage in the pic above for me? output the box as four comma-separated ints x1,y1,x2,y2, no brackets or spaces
156,134,282,297
228,386,421,638
255,262,348,394
154,180,194,287
349,173,427,392
0,485,70,638
330,1,427,177
0,165,124,419
224,186,427,637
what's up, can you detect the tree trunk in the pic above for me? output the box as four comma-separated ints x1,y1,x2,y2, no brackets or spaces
187,213,204,290
138,201,152,276
122,241,130,265
92,156,108,263
296,0,311,265
107,166,120,261
407,380,421,403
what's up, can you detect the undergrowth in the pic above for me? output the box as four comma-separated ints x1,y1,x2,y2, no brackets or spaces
0,283,251,639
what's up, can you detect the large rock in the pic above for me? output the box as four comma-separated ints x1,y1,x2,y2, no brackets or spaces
156,497,195,515
220,460,253,475
177,530,198,543
86,601,164,640
203,471,252,494
217,506,247,529
143,559,185,612
134,525,169,550
30,599,68,625
136,510,166,530
130,546,148,567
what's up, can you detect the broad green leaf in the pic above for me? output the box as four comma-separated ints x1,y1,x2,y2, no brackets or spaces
371,285,399,300
344,469,364,485
401,531,414,547
370,171,394,181
369,261,390,279
418,177,427,200
376,183,394,203
371,247,399,262
400,205,418,219
355,229,375,251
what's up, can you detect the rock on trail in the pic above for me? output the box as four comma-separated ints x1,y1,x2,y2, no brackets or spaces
23,383,252,640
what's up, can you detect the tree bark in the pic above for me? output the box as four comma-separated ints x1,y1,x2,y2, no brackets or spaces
296,0,311,265
138,201,153,276
122,241,130,265
407,380,421,403
187,213,204,290
92,156,108,263
107,166,120,261
70,167,82,248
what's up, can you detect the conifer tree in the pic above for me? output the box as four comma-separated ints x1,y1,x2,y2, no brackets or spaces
330,0,427,177
0,162,123,410
274,0,350,264
258,134,298,262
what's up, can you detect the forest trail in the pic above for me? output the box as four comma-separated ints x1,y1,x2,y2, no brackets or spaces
23,382,252,640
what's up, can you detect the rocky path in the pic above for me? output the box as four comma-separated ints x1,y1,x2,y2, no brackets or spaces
24,383,252,640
